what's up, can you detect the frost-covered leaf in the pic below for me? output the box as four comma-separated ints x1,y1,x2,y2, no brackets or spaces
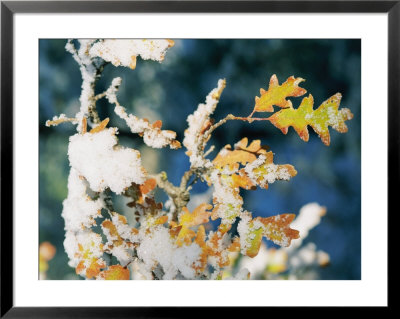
213,138,268,169
204,224,241,269
238,213,299,258
180,203,213,228
89,39,175,69
268,94,353,146
242,152,297,189
254,75,306,112
208,138,271,225
102,212,138,265
193,225,208,272
97,265,130,280
64,230,106,279
209,169,244,225
176,204,212,246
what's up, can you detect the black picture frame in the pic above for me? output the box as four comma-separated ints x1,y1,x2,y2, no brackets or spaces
1,1,394,317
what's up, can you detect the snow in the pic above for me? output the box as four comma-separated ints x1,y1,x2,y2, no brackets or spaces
244,154,292,187
68,128,146,194
63,229,104,269
183,79,226,168
65,40,98,133
89,39,174,68
237,212,252,254
287,202,326,251
209,169,243,224
136,225,202,279
108,83,179,149
62,168,104,232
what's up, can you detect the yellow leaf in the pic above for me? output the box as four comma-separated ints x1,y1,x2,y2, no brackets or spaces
98,265,130,280
74,233,105,279
179,203,213,228
176,204,212,246
76,258,106,279
241,213,299,258
254,74,306,112
268,94,353,146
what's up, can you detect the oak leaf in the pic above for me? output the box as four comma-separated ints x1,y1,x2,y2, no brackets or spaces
239,213,299,258
242,151,297,189
254,74,306,112
176,204,212,246
268,94,353,146
74,237,106,279
97,265,130,280
213,138,268,169
139,178,157,195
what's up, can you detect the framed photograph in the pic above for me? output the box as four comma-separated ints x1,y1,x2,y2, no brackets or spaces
1,0,393,316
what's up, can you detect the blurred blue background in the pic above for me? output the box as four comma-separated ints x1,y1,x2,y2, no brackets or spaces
39,39,361,280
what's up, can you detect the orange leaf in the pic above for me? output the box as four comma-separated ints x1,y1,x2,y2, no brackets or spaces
193,225,208,272
213,138,268,169
82,117,87,134
176,204,212,246
254,74,306,112
98,265,130,280
231,173,256,190
152,120,163,129
90,118,110,134
155,215,168,225
139,178,157,194
76,258,106,279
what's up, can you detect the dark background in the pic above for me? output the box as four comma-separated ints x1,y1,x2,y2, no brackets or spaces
39,39,361,280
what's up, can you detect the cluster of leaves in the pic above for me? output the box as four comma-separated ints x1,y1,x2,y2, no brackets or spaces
46,39,353,280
